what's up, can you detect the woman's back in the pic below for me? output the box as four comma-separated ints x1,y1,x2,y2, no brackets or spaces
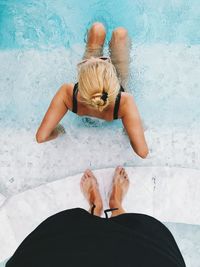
64,83,127,121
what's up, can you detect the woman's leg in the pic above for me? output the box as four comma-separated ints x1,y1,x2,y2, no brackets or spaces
83,22,106,59
80,169,103,216
109,27,131,88
109,166,130,217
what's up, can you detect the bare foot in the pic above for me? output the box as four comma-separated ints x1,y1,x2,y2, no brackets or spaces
109,166,129,215
80,169,103,216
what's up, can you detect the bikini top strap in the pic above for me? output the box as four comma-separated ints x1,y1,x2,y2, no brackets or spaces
72,82,79,113
113,85,124,120
120,85,125,92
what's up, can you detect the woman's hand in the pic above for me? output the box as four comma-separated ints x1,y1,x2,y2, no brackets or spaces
36,85,68,143
55,124,66,134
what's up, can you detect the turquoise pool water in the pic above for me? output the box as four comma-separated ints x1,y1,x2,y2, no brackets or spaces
1,0,200,48
0,0,199,189
0,0,200,129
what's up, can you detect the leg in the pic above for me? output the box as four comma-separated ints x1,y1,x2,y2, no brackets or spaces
83,22,106,59
109,166,129,217
109,27,131,88
80,169,103,216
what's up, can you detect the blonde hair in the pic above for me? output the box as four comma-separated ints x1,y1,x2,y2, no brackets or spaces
77,59,120,112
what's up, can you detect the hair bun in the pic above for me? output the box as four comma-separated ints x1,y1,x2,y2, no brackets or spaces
91,92,109,111
91,95,104,106
101,91,108,101
92,93,102,99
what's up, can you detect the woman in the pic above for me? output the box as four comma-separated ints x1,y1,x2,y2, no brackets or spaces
6,167,186,267
36,22,148,158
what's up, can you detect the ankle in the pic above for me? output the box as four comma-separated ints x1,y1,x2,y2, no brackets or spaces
109,198,121,210
90,203,102,216
111,207,126,217
91,201,103,213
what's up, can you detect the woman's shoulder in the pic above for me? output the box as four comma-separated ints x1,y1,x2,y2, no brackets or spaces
119,92,136,117
120,92,135,106
59,83,75,107
60,83,74,92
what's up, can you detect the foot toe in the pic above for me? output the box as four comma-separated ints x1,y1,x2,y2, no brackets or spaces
87,169,94,176
124,169,128,178
81,174,85,181
115,166,122,174
120,168,125,176
84,170,91,177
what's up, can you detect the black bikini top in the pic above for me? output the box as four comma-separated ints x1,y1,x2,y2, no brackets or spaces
72,82,125,120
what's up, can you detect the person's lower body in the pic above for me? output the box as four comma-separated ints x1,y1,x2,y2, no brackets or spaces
80,168,185,266
82,22,131,89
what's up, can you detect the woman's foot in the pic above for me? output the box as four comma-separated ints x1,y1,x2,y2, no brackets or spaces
109,166,129,217
80,169,103,216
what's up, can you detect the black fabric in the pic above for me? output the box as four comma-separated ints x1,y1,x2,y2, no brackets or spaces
72,82,79,113
6,208,185,267
71,83,125,120
113,85,125,120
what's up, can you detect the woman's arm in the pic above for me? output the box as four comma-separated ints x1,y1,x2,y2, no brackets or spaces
121,95,149,158
36,84,69,143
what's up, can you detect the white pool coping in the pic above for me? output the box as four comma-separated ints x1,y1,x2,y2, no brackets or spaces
0,166,200,261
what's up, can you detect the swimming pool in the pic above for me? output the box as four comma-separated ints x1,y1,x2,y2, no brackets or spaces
0,0,200,265
0,0,199,195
